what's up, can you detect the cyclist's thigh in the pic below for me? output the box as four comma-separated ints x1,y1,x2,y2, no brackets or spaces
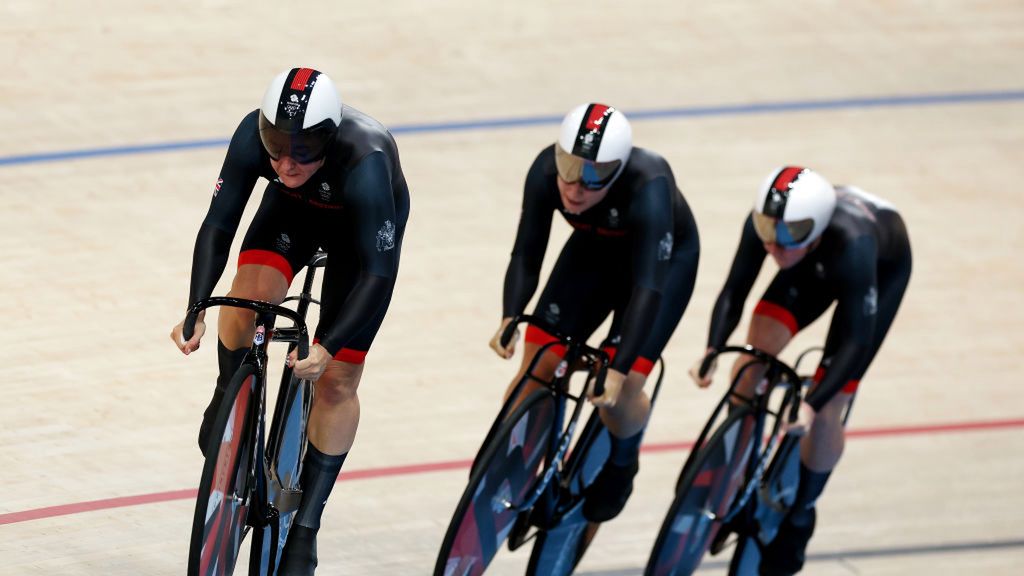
734,266,835,393
531,233,627,344
638,244,701,368
596,242,699,378
755,263,836,341
830,229,913,389
237,187,319,293
314,235,403,365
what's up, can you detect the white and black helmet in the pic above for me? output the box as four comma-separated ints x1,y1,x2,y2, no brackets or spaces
752,166,837,248
554,103,632,190
258,68,342,163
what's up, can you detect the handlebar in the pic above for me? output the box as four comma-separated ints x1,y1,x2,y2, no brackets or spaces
501,314,610,397
700,345,805,422
184,297,310,360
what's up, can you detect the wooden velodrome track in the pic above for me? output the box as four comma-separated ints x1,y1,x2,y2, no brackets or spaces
1,1,1022,574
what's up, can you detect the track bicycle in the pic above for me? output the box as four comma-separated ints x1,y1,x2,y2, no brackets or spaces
644,345,826,576
435,314,664,576
185,252,327,576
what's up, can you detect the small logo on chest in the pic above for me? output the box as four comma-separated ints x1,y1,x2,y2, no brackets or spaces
607,208,620,228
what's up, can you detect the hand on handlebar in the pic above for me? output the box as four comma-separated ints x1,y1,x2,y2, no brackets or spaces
171,312,205,355
288,344,332,381
689,347,717,388
489,317,519,359
589,368,627,408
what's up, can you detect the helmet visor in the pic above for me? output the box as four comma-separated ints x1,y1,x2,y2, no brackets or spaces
752,212,815,248
554,143,621,190
259,113,334,164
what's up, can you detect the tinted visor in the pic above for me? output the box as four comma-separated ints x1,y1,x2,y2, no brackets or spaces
554,143,621,190
752,212,814,248
258,113,334,164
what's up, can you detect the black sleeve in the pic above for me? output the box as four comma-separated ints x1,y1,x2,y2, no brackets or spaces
610,176,674,373
707,215,767,348
318,152,401,356
501,153,555,318
187,112,262,306
805,236,879,410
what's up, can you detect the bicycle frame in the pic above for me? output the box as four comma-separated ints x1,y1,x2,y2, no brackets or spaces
488,315,610,517
681,346,808,525
184,253,323,575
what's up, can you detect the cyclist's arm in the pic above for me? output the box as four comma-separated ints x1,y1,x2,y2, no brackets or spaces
188,111,262,306
706,215,767,349
502,153,556,318
610,176,675,373
317,152,401,356
805,235,879,409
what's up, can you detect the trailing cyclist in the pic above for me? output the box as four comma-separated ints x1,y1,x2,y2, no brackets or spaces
691,166,911,574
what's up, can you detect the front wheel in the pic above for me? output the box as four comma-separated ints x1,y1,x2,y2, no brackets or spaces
434,389,557,576
188,363,260,576
526,518,599,576
645,406,757,576
250,374,313,574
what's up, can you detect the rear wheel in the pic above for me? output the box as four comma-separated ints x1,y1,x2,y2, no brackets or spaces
434,390,557,576
188,364,260,576
645,406,757,576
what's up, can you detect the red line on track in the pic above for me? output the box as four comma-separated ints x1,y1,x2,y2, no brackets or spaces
2,417,1021,526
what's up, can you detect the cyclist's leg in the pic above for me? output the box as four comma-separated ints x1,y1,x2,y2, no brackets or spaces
738,267,831,572
585,241,700,522
731,262,835,401
504,232,616,403
199,192,313,454
281,232,403,574
767,228,911,574
792,219,913,514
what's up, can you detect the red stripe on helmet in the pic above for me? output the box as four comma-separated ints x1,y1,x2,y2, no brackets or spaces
585,104,611,131
771,166,806,193
290,68,315,90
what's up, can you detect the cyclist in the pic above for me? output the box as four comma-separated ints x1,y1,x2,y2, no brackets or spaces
692,166,911,574
169,67,410,575
490,103,700,523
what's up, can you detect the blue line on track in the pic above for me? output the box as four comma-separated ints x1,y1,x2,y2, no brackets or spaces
2,90,1022,167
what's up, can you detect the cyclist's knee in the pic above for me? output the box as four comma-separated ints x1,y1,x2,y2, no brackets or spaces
519,342,562,378
315,361,363,406
228,265,289,304
620,372,648,401
814,392,851,426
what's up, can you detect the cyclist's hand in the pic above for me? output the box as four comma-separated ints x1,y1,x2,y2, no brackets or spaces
489,317,518,359
689,347,716,388
782,400,816,436
170,312,205,355
589,368,627,408
289,344,332,382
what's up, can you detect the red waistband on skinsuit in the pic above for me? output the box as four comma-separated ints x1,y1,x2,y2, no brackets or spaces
753,301,799,336
525,325,567,358
813,366,860,394
312,337,368,364
526,326,655,375
238,250,295,285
